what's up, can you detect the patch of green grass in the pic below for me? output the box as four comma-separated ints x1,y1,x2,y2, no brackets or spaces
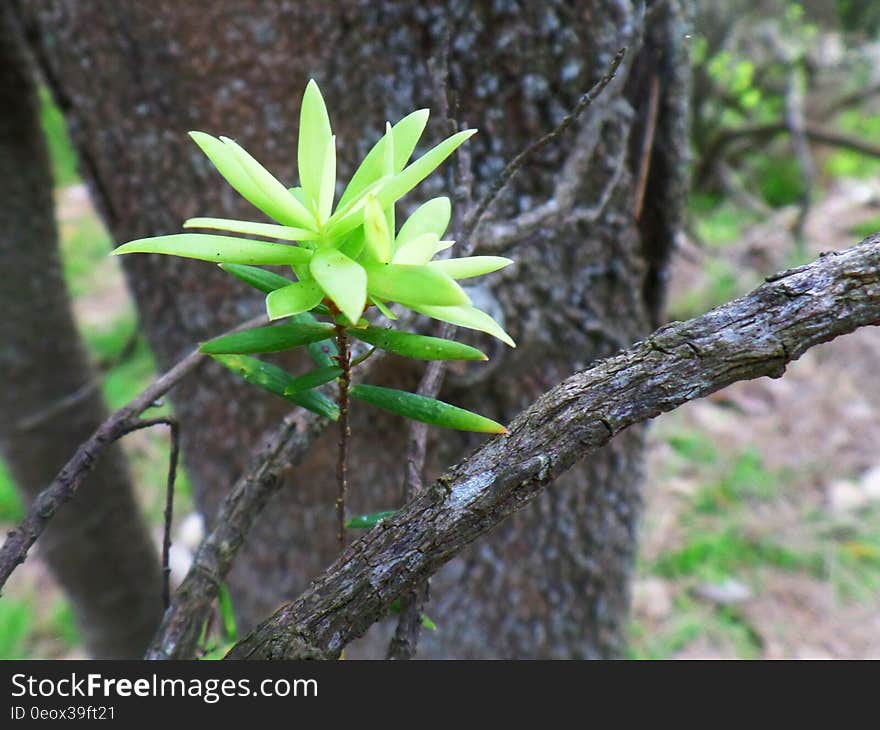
627,614,704,659
0,599,32,659
0,460,23,522
38,86,79,187
653,528,822,582
849,215,880,240
60,212,114,298
823,111,880,180
670,258,742,319
49,600,81,649
667,431,719,466
828,529,880,603
693,449,779,514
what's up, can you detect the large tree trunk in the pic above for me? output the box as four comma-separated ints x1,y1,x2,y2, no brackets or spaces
0,5,162,658
17,0,689,658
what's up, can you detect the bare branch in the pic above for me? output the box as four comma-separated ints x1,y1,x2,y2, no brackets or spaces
0,314,266,592
226,234,880,659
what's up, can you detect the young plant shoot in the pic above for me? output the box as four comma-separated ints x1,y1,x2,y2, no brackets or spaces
114,80,514,545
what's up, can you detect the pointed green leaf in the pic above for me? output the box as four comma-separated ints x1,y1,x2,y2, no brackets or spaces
266,280,325,320
370,296,397,320
338,227,366,260
200,320,336,354
349,325,487,361
434,239,455,255
318,135,336,224
309,248,367,325
392,233,440,265
408,303,516,347
282,365,343,394
376,129,477,208
212,354,338,420
350,384,507,433
337,109,429,210
345,510,397,529
220,136,316,229
428,256,514,279
184,217,317,242
365,263,469,307
220,263,292,293
113,234,312,265
298,80,333,208
421,614,437,631
395,197,451,250
363,196,392,263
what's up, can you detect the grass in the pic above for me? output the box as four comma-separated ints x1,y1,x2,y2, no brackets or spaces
692,449,780,514
0,600,32,659
38,86,78,187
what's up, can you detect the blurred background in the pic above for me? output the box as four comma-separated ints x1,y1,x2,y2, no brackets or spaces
1,0,879,659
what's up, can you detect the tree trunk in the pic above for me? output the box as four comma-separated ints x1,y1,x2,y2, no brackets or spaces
17,0,689,658
0,5,162,658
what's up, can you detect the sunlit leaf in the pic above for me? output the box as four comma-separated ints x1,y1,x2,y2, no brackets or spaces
298,79,333,209
211,354,338,420
407,303,515,347
376,129,476,208
282,365,343,394
345,510,396,529
184,217,317,242
318,135,337,224
266,280,325,320
350,384,506,433
421,614,437,631
391,233,440,265
428,256,514,279
113,234,312,265
395,197,451,250
349,325,487,361
309,248,367,325
200,320,336,354
365,263,469,307
362,196,392,263
220,136,316,229
337,109,429,209
220,263,292,293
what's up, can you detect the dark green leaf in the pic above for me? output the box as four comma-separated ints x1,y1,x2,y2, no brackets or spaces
282,366,343,395
350,384,506,433
211,354,338,420
220,263,292,293
200,321,336,354
349,325,487,361
345,510,397,529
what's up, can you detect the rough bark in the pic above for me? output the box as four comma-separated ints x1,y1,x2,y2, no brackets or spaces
18,0,689,658
0,5,162,658
228,236,880,659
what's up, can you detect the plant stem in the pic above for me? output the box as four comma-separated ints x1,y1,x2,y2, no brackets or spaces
334,322,351,550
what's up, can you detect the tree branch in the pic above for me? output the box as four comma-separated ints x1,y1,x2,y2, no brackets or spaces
0,314,266,593
226,234,880,659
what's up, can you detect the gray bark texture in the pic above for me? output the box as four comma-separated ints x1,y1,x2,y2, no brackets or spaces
0,5,162,658
227,235,880,659
16,0,690,658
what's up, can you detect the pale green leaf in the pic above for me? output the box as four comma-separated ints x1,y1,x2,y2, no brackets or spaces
391,233,440,265
350,384,507,433
184,217,317,242
317,135,336,224
434,239,455,255
407,303,516,347
113,234,312,265
376,129,477,208
365,263,469,307
363,196,392,263
200,320,335,354
309,248,367,324
266,280,325,320
337,109,429,210
211,354,338,420
220,136,316,229
395,197,451,250
298,79,333,208
428,256,514,279
349,325,487,361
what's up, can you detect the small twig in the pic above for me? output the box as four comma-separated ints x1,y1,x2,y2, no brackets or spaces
463,47,626,239
633,73,660,221
161,420,180,610
333,322,352,550
0,313,266,593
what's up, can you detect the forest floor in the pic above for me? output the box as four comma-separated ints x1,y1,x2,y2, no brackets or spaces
2,174,879,659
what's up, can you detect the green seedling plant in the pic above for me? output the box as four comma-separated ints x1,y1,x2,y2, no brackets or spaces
115,80,514,547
